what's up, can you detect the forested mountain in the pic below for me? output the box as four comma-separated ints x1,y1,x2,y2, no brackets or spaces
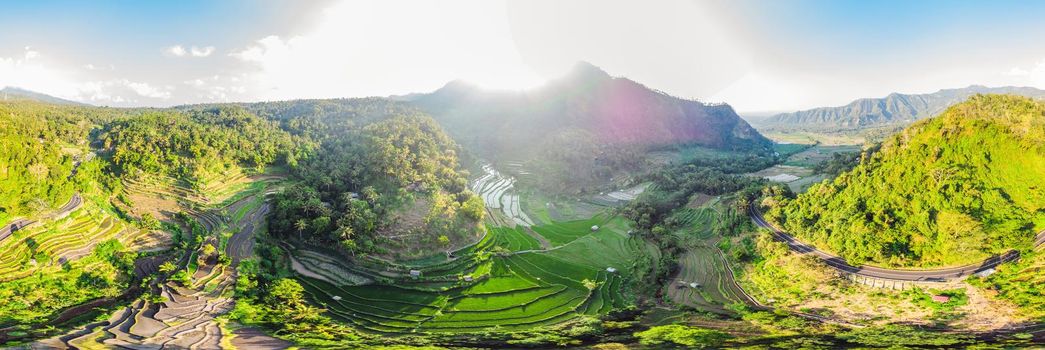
759,85,1045,131
408,62,773,191
0,87,87,106
763,95,1045,267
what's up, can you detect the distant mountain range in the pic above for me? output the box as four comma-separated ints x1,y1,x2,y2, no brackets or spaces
0,87,88,106
757,85,1045,131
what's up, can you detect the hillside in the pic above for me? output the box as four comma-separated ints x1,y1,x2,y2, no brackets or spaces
409,62,773,191
763,95,1045,267
759,85,1045,131
0,87,87,106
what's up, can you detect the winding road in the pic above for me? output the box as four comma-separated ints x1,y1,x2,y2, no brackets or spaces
0,193,82,243
749,204,1045,282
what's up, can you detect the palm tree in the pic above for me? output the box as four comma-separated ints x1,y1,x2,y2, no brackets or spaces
336,225,354,241
294,219,308,241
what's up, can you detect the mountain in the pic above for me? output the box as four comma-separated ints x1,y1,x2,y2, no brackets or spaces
758,85,1045,131
0,86,88,106
408,62,772,191
763,95,1045,267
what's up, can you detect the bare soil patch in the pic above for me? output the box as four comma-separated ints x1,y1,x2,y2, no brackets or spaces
686,193,714,209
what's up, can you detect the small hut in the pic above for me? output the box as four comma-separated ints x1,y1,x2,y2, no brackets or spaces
410,270,421,278
591,225,600,232
931,295,951,303
463,275,474,282
606,267,617,273
333,295,342,301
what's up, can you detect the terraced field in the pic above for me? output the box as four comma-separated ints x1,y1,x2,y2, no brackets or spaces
0,197,154,282
36,180,285,349
663,198,752,315
666,247,748,315
293,213,651,334
671,207,718,240
471,164,535,227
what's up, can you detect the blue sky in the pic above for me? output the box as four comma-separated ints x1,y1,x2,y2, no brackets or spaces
2,0,1045,112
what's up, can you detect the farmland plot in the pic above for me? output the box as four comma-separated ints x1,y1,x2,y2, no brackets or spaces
471,164,535,227
666,247,748,315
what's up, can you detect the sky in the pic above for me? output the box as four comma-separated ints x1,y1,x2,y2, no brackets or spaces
3,0,1045,113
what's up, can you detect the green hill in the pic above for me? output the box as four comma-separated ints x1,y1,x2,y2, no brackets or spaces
764,95,1045,267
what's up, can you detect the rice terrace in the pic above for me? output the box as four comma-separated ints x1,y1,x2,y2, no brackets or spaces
2,1,1045,349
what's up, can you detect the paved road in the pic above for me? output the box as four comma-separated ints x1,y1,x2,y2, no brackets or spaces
749,204,1045,282
0,193,82,243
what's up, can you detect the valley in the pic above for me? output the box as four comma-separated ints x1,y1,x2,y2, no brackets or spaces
0,70,1041,349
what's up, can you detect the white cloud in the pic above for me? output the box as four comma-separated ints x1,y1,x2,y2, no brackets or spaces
0,47,82,98
83,63,115,71
166,45,214,57
1005,59,1045,86
0,47,174,105
230,0,543,100
190,46,215,57
78,79,172,102
166,45,187,57
181,74,249,102
1003,60,1045,78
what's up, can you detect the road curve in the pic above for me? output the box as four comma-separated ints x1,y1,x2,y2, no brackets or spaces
749,204,1044,282
0,193,82,243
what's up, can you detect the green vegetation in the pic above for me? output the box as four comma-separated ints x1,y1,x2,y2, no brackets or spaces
633,324,730,348
968,251,1045,320
288,217,648,334
765,95,1045,267
0,239,135,329
267,113,482,258
2,86,1042,349
103,106,303,185
837,324,973,347
620,149,767,309
0,102,97,224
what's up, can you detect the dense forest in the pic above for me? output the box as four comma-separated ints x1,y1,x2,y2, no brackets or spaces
261,101,484,258
102,106,304,186
764,95,1045,267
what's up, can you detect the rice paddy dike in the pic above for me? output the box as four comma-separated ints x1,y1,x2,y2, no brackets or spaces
284,163,665,334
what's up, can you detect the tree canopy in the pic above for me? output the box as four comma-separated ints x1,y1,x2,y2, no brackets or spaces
766,95,1045,267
